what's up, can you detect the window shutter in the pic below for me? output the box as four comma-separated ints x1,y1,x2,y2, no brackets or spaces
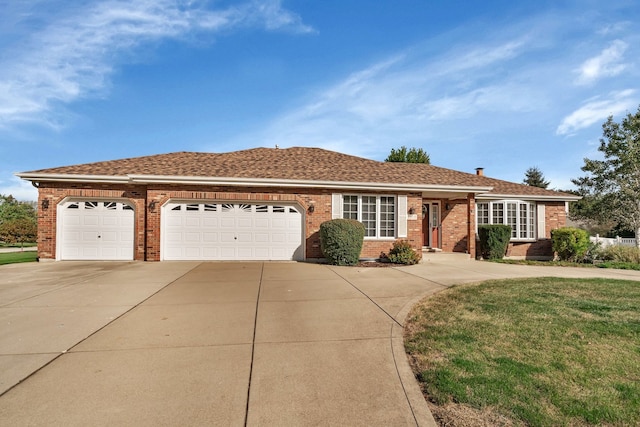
537,204,546,239
397,195,408,238
331,194,342,219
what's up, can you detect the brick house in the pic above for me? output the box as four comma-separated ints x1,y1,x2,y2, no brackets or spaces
17,147,579,262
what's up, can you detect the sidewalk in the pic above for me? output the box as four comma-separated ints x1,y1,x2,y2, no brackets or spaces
0,246,37,253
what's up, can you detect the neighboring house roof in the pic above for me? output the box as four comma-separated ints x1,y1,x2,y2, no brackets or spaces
17,147,579,200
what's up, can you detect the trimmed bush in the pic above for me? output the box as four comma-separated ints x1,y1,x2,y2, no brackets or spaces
478,224,512,260
551,227,590,262
387,240,420,265
319,219,365,266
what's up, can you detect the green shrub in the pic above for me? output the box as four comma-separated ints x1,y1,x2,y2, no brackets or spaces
477,225,511,260
599,245,640,263
551,227,590,262
387,240,420,265
598,261,640,270
319,219,365,265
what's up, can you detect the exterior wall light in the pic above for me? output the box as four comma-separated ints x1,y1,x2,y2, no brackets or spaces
149,201,157,212
408,207,416,215
41,199,49,210
308,204,315,213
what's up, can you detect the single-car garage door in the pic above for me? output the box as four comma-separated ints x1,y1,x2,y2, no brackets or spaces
59,200,135,260
162,202,303,261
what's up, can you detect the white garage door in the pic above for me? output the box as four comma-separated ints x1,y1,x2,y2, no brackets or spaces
162,202,303,261
59,200,135,260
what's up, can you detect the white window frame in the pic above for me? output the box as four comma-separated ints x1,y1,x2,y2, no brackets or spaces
476,200,537,242
341,194,397,240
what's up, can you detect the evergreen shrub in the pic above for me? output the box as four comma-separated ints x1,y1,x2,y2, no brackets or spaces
320,219,365,265
478,224,512,260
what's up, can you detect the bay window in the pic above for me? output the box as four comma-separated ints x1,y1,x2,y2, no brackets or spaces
476,200,536,240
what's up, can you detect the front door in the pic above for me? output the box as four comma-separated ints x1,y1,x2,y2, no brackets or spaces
422,202,441,248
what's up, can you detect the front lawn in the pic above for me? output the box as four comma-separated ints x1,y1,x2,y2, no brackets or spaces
405,277,640,427
0,251,38,265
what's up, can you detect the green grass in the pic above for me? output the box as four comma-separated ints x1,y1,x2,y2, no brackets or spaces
0,242,37,248
490,258,597,268
405,277,640,427
491,258,640,270
597,261,640,270
0,251,38,265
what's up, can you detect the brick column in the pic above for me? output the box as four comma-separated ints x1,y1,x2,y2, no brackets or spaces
467,193,476,257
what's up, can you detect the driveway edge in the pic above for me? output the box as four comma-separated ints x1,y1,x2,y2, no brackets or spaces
392,293,439,427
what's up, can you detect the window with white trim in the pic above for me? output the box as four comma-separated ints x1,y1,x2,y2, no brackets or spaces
342,195,396,238
476,200,537,240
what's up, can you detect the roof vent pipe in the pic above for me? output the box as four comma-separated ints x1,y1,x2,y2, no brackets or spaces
475,167,484,176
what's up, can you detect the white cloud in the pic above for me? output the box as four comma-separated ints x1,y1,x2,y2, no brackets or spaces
220,36,547,158
556,89,638,135
597,22,630,36
0,176,38,202
0,0,312,129
575,39,628,85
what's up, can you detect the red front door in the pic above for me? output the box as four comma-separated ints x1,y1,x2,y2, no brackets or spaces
422,204,430,247
422,202,441,248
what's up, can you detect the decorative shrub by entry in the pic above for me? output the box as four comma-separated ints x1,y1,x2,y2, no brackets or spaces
478,224,512,260
551,227,590,262
387,240,420,265
319,219,365,265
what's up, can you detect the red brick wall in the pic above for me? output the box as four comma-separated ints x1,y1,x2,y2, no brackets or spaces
37,183,423,262
439,194,475,254
36,182,569,262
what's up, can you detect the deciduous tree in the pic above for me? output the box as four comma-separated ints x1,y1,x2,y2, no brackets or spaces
0,194,36,224
0,194,37,246
572,107,640,247
0,218,36,248
385,146,430,164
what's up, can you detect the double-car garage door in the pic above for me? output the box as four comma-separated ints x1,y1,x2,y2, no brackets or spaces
59,200,304,261
162,202,303,261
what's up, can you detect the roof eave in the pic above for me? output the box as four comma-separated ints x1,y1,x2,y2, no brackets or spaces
15,172,130,184
477,193,582,201
17,172,495,194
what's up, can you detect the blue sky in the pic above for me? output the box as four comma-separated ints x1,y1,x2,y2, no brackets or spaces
1,0,639,201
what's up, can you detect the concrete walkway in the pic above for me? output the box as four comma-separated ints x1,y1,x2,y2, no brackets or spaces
1,259,639,426
0,246,37,253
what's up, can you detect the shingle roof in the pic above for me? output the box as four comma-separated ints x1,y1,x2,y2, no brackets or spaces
20,147,575,198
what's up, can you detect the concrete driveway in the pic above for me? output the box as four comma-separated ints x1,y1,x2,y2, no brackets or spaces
1,258,640,426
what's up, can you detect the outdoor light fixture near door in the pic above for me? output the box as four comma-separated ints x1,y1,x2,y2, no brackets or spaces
148,200,157,212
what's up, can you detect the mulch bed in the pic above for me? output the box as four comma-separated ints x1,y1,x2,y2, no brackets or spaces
355,261,395,267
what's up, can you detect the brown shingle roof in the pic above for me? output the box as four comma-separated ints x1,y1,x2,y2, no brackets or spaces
20,147,575,198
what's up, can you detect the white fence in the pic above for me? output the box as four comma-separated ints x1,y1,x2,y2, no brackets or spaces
590,235,637,248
